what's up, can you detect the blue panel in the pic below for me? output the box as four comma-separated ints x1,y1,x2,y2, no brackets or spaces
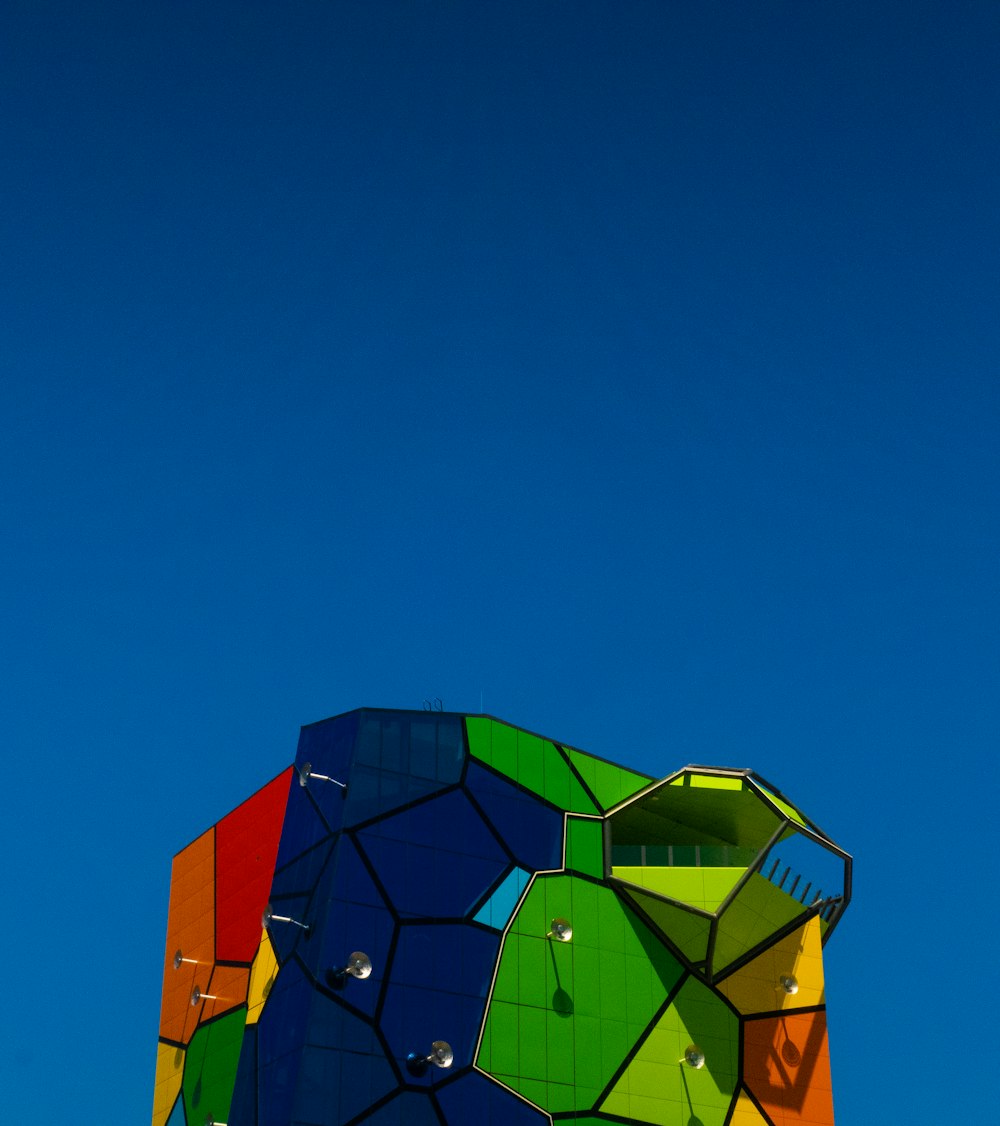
293,994,396,1125
228,1021,258,1126
273,773,336,872
343,711,465,827
378,922,500,1070
164,1091,186,1126
292,712,358,840
435,1069,549,1125
296,836,396,1019
473,866,530,929
267,837,337,963
464,762,563,871
362,1090,442,1126
358,790,508,919
257,959,313,1126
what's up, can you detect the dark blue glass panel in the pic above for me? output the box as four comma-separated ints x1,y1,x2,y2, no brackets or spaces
293,994,396,1124
257,959,313,1126
273,775,336,871
378,923,499,1070
296,837,396,1019
228,1021,258,1126
363,1090,442,1126
435,1070,549,1125
358,790,508,919
464,762,563,872
343,711,465,827
296,711,359,787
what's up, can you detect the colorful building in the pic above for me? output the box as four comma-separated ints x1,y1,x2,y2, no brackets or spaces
153,707,851,1126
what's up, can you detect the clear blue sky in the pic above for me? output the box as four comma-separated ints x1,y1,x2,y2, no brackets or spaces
2,2,997,1121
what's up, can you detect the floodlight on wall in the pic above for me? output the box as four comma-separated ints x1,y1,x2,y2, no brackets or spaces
190,986,221,1006
173,949,199,970
326,951,372,989
779,974,799,995
262,904,310,934
297,762,347,793
680,1045,705,1069
206,1118,227,1125
547,917,573,942
406,1040,454,1074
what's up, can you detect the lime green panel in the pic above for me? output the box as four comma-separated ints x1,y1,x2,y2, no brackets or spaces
600,974,739,1126
621,888,712,965
478,874,684,1114
612,866,746,912
671,773,745,791
749,778,807,826
565,747,652,812
466,718,599,814
712,873,806,974
566,817,605,878
181,1008,246,1126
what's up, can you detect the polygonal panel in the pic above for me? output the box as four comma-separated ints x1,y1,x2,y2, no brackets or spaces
613,864,746,913
743,1010,834,1126
379,921,501,1077
466,717,600,814
465,761,564,871
181,1007,247,1126
151,1042,184,1126
160,827,215,1045
711,874,809,975
215,768,292,963
361,1090,442,1125
479,874,684,1115
247,928,278,1024
728,1089,773,1125
436,1069,550,1124
474,866,531,930
717,917,825,1014
193,963,250,1026
255,956,314,1126
599,973,739,1126
563,745,653,812
565,816,604,878
357,789,509,919
620,887,713,966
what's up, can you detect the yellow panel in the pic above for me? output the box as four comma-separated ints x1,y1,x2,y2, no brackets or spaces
247,929,278,1025
728,1089,771,1125
717,917,825,1015
151,1041,184,1126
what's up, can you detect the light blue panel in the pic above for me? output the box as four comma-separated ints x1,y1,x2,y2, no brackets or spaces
473,866,531,929
165,1092,185,1126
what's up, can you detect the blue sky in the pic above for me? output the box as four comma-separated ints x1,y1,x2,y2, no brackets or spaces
2,2,997,1121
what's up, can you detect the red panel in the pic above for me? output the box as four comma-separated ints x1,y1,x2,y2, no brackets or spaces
215,768,293,963
743,1010,834,1126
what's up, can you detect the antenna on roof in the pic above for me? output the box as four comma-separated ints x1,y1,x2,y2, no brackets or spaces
422,698,443,711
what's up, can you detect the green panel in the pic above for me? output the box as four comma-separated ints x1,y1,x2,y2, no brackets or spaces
565,746,653,812
566,817,605,878
749,778,807,827
621,888,712,965
466,718,599,814
711,872,806,974
478,874,683,1114
181,1008,246,1126
612,865,746,912
671,772,744,791
600,974,739,1126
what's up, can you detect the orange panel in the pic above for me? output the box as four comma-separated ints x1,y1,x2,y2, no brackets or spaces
159,828,216,1044
215,769,292,963
189,962,252,1026
743,1010,834,1126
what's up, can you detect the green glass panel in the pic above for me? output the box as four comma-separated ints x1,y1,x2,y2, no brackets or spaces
749,778,807,826
671,772,745,791
466,718,599,814
566,817,605,878
612,865,746,912
181,1008,246,1126
478,874,683,1113
621,888,712,965
565,746,652,812
600,974,739,1126
711,872,806,974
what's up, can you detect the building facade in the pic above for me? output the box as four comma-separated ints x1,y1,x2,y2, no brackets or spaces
153,707,851,1126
